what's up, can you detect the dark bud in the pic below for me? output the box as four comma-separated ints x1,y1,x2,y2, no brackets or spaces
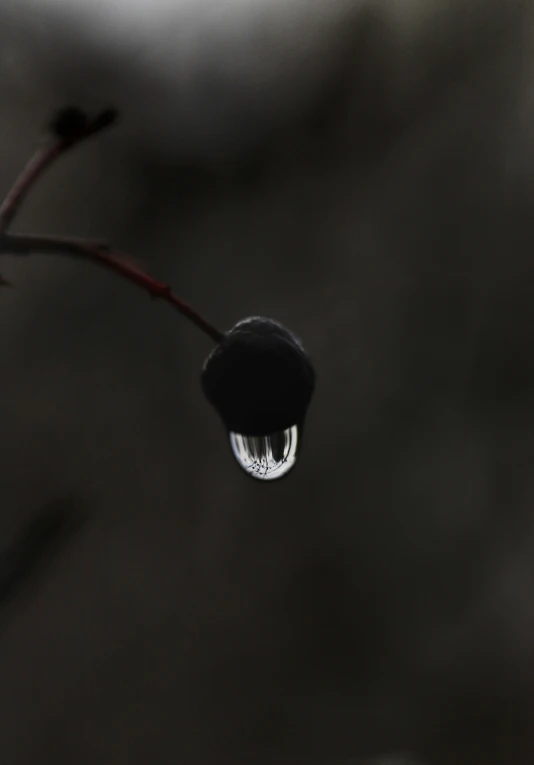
49,106,88,141
201,316,315,436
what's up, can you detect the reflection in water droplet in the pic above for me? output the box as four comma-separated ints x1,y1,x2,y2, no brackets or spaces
229,425,299,481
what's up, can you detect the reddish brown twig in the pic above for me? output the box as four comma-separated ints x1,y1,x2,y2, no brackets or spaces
0,108,117,237
3,233,223,342
0,107,224,344
0,142,64,237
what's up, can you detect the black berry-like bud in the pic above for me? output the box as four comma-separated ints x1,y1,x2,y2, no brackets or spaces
201,316,315,436
49,107,88,140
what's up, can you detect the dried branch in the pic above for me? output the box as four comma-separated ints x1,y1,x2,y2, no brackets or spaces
0,107,224,344
3,232,224,342
0,107,117,236
0,142,63,237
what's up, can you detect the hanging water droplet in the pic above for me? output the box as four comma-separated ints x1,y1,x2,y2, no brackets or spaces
229,424,299,481
202,316,315,480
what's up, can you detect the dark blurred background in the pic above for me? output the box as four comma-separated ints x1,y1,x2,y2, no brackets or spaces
0,1,533,763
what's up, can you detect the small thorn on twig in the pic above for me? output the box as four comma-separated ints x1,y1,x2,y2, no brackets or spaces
150,284,172,300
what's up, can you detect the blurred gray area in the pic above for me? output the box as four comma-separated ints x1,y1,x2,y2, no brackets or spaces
1,0,534,762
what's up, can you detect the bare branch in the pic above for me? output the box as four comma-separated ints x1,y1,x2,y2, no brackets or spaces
0,107,224,344
2,233,224,343
0,142,64,237
0,108,118,237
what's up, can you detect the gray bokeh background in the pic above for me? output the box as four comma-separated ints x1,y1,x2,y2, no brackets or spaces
1,1,534,763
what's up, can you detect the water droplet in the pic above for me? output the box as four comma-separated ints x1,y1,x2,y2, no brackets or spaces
229,424,299,481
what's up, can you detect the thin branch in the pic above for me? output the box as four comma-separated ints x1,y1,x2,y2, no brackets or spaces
0,108,117,237
0,107,225,344
2,233,224,343
0,141,64,236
